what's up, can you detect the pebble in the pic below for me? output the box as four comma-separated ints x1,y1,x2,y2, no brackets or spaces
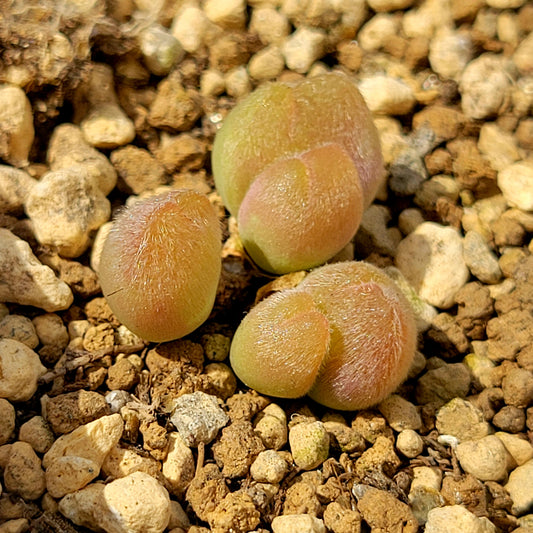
322,413,365,454
463,231,502,284
354,204,401,257
0,165,36,215
0,399,15,445
408,466,444,524
459,53,513,120
249,7,291,45
271,514,326,533
3,441,46,500
396,429,424,458
170,391,229,447
204,0,246,29
253,403,288,450
138,24,184,76
201,333,231,362
200,69,225,96
171,5,211,53
250,450,288,484
428,28,473,81
358,14,399,52
47,123,117,195
436,398,490,442
395,222,470,308
355,435,401,478
59,471,171,533
498,161,533,212
225,65,251,97
367,0,415,12
0,314,39,349
0,229,73,311
388,144,428,196
0,85,34,166
248,45,285,80
495,432,533,466
161,432,195,497
378,394,422,431
455,435,510,481
505,459,533,515
18,416,54,454
0,518,29,533
358,75,416,115
101,444,162,481
513,31,533,74
415,363,472,405
502,367,533,408
323,501,362,533
414,175,460,211
478,122,521,172
282,27,326,73
289,420,330,470
207,491,260,532
46,455,101,498
0,339,46,402
25,167,110,258
425,505,496,533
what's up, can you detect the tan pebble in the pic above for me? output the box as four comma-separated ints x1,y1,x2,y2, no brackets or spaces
162,432,195,496
378,394,422,431
396,429,424,458
271,514,326,533
207,491,260,532
250,450,289,483
289,421,329,470
204,0,246,30
138,24,184,77
495,432,533,466
225,66,251,97
46,455,100,498
248,45,285,80
249,7,290,45
170,6,210,53
0,518,29,533
428,28,472,81
456,435,510,481
0,165,36,215
367,0,415,11
101,443,162,480
358,14,399,52
19,415,54,454
282,27,326,74
4,441,46,500
254,403,288,450
358,75,416,115
0,399,15,445
0,315,38,349
513,32,533,75
425,504,496,533
200,69,225,97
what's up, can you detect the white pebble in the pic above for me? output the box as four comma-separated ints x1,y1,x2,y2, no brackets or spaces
429,28,473,81
171,5,210,53
254,403,288,450
358,14,399,52
250,450,288,483
139,24,184,76
0,229,73,311
497,161,533,212
272,514,326,533
395,222,470,308
486,0,527,8
396,429,424,458
25,168,110,258
358,75,416,115
282,27,326,74
456,435,510,481
0,339,46,402
425,505,496,533
0,85,34,166
505,459,533,515
81,103,136,150
459,53,513,120
225,66,251,97
249,7,290,45
289,421,329,470
46,455,100,498
436,398,490,442
32,313,69,351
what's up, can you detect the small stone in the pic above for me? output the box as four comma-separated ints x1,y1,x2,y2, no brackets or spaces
436,398,490,442
352,410,394,443
253,403,288,450
388,144,428,196
148,73,203,131
367,0,415,11
495,432,533,466
101,444,162,481
0,229,73,311
25,167,110,258
204,0,246,29
355,435,401,478
395,222,470,309
513,30,533,74
271,514,326,533
378,394,422,431
353,204,400,257
408,466,444,524
0,85,34,166
459,53,513,120
59,472,171,533
3,441,46,500
456,435,509,481
398,208,425,235
46,455,100,498
463,231,502,284
322,413,365,454
282,27,326,74
0,400,15,445
414,175,460,212
289,421,330,471
478,122,521,172
0,165,36,215
502,367,533,408
162,432,195,497
200,69,225,96
0,339,46,402
425,505,496,533
249,7,290,45
323,501,362,533
415,363,471,405
225,65,251,97
498,161,533,212
170,391,229,447
492,406,525,433
396,429,424,458
201,333,231,362
185,462,228,522
171,5,210,54
0,314,38,349
0,518,29,533
358,75,416,115
250,450,288,484
139,24,184,76
47,123,117,195
429,28,472,81
358,14,399,52
248,45,285,80
19,416,54,454
517,119,533,150
208,491,260,533
505,459,533,515
354,485,418,532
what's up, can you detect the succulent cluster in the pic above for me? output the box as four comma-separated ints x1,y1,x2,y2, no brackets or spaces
98,73,416,409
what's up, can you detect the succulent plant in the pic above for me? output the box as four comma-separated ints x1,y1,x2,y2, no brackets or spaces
98,190,221,342
212,73,385,274
229,261,417,411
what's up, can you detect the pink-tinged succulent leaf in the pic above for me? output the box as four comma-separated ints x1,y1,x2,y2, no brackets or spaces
229,261,417,410
238,144,364,274
98,190,221,342
212,73,385,274
229,290,330,398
